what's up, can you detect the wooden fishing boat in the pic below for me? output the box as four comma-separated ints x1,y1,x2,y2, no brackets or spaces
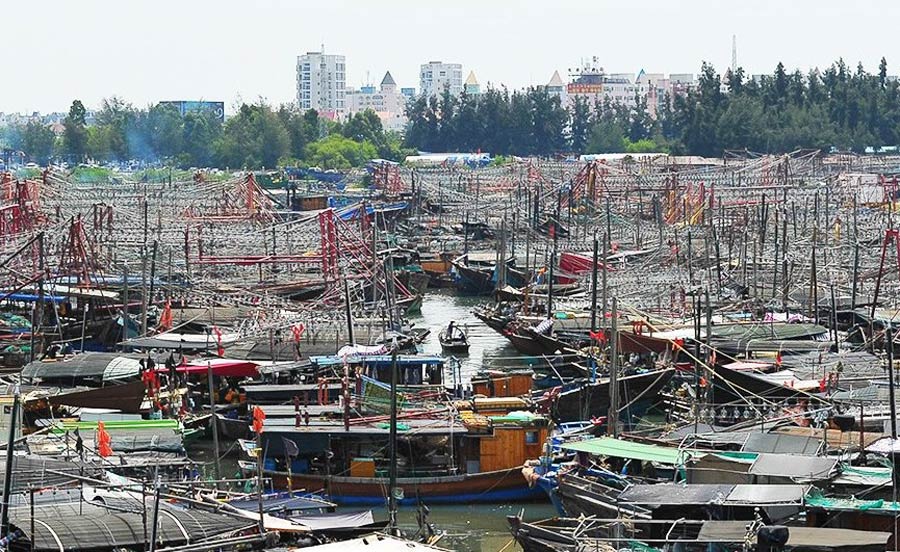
256,412,550,505
548,368,675,423
438,322,469,353
268,467,544,506
47,380,148,414
451,262,495,294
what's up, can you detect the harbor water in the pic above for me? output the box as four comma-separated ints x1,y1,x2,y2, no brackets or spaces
414,290,541,384
403,291,556,551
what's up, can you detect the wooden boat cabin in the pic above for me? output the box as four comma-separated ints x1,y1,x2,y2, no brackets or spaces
257,414,550,505
470,370,534,398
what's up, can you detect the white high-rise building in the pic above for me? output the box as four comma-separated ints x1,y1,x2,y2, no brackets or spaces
296,50,346,114
419,61,463,97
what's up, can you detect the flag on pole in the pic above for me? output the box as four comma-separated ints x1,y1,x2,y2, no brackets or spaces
157,300,173,331
291,323,305,343
213,326,225,357
97,421,112,457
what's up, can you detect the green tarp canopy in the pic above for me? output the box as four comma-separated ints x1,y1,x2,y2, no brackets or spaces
561,437,699,464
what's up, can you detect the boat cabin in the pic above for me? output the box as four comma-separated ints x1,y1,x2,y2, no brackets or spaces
259,416,549,484
309,354,445,387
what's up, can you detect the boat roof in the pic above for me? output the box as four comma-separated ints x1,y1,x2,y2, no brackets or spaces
711,323,828,340
748,453,838,480
806,493,900,514
21,353,143,382
123,331,241,350
310,355,445,367
10,502,252,550
227,492,335,512
696,521,889,548
561,437,699,464
264,419,467,437
618,483,809,506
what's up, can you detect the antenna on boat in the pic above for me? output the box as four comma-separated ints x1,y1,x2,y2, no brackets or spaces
344,279,355,345
0,382,20,539
608,298,619,437
388,339,400,535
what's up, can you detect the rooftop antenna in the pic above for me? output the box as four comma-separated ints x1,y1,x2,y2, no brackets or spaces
731,35,738,73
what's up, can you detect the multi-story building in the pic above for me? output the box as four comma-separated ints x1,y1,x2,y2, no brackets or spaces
345,71,409,132
560,57,695,115
419,61,463,97
545,71,566,103
464,71,480,95
296,50,346,114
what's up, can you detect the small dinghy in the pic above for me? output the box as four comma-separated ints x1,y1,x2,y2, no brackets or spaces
439,321,470,353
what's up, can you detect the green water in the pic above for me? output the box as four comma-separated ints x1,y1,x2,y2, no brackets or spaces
412,290,544,382
404,292,556,551
397,502,557,551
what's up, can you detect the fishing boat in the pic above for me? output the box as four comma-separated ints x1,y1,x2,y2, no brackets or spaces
251,411,550,505
438,321,469,353
547,367,675,424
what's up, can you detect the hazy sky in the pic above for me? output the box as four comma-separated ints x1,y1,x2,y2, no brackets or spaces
6,0,899,114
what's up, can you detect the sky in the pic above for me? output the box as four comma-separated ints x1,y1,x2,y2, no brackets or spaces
5,0,900,114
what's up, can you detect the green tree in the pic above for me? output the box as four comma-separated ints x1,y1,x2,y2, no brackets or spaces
305,134,377,169
142,103,184,161
63,100,88,161
216,102,289,169
568,96,591,153
182,110,222,167
21,122,57,164
586,119,626,153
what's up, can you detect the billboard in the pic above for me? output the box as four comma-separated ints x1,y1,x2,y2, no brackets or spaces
158,101,225,121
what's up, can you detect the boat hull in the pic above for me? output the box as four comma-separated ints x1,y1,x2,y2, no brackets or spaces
267,468,544,505
452,264,494,294
440,343,470,354
551,369,674,423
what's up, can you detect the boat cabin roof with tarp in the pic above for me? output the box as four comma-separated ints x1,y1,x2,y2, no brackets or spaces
693,521,889,551
21,353,144,385
561,436,699,465
9,502,253,551
618,483,809,507
310,354,445,386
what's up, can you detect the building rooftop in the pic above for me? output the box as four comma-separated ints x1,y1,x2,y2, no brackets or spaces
381,71,396,86
547,70,564,87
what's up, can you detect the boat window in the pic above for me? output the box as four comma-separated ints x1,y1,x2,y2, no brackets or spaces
525,430,539,444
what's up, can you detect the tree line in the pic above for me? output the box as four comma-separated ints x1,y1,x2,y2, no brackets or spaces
404,57,900,157
4,57,900,168
1,98,410,170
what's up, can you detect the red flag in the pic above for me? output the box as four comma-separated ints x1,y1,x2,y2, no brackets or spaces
213,326,225,357
291,323,306,343
157,300,173,332
97,421,112,457
252,406,266,434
